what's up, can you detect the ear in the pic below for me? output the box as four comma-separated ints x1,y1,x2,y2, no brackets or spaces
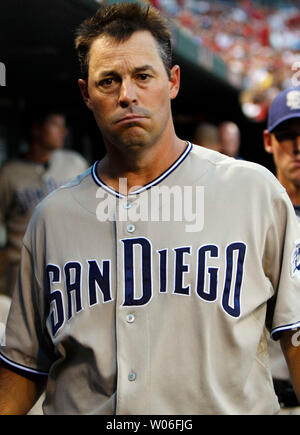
78,79,93,110
263,130,273,154
169,65,180,100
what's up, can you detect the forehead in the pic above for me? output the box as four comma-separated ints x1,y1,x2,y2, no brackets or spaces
42,114,65,125
88,30,165,73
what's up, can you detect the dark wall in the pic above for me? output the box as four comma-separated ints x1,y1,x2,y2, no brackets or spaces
172,56,272,171
0,0,273,172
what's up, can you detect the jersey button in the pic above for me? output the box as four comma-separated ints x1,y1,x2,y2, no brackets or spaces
128,372,136,382
124,201,132,209
127,224,136,233
126,313,135,323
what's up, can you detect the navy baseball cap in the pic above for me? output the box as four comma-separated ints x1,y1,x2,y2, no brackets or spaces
268,87,300,132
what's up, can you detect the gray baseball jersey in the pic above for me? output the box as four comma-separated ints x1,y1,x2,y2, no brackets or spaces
1,143,300,415
269,208,300,384
0,149,88,295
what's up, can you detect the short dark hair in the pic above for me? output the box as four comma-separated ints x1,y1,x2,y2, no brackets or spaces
28,107,65,127
74,2,173,79
23,106,66,141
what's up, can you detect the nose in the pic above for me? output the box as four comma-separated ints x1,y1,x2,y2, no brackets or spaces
118,79,137,108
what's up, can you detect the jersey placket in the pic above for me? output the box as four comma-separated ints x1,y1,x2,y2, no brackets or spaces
114,195,150,414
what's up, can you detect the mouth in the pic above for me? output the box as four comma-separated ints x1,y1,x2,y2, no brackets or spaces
291,160,300,168
115,114,148,125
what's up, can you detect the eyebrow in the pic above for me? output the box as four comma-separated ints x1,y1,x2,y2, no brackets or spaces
97,65,156,79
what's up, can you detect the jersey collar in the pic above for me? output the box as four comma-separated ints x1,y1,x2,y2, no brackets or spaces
92,141,193,199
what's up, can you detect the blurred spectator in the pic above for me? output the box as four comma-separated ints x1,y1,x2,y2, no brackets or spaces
153,0,300,123
192,122,221,152
0,108,89,299
0,107,89,415
218,120,242,158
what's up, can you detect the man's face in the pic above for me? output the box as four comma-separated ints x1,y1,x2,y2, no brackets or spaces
37,114,67,151
264,118,300,187
78,30,180,152
219,123,240,157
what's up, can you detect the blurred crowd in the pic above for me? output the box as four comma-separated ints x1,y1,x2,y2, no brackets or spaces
149,0,300,121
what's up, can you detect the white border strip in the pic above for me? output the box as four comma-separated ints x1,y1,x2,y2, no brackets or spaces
0,352,48,376
92,142,193,198
271,321,300,338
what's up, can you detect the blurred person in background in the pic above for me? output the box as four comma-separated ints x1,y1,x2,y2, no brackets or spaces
218,120,243,159
0,108,89,300
0,108,89,415
263,86,300,415
192,122,221,152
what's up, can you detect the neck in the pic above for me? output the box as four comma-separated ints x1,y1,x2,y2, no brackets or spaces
285,186,300,207
25,142,52,164
278,172,300,207
98,135,186,195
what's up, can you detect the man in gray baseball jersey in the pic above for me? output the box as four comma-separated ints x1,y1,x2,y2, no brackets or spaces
0,3,300,415
264,87,300,223
264,87,300,413
0,109,89,298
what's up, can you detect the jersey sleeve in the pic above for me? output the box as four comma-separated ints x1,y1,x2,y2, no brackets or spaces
267,190,300,340
0,241,55,375
66,151,90,176
75,153,90,173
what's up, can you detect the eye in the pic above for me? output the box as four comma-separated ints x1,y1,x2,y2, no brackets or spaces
137,73,151,81
98,78,114,88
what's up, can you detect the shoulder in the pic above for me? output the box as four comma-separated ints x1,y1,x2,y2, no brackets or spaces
189,143,285,196
51,149,89,169
0,158,28,173
23,167,94,250
0,159,34,185
27,167,92,225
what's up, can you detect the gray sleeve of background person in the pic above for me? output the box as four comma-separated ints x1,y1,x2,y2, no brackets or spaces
0,234,55,375
69,151,90,175
76,153,90,172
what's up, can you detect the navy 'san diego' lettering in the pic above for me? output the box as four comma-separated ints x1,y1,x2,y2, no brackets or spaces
122,238,152,306
46,238,247,336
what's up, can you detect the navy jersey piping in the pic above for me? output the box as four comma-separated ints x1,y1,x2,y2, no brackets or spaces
0,351,49,376
91,141,193,198
271,320,300,339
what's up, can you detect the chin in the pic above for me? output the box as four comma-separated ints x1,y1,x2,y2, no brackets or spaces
118,134,151,150
48,144,64,150
288,172,300,187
